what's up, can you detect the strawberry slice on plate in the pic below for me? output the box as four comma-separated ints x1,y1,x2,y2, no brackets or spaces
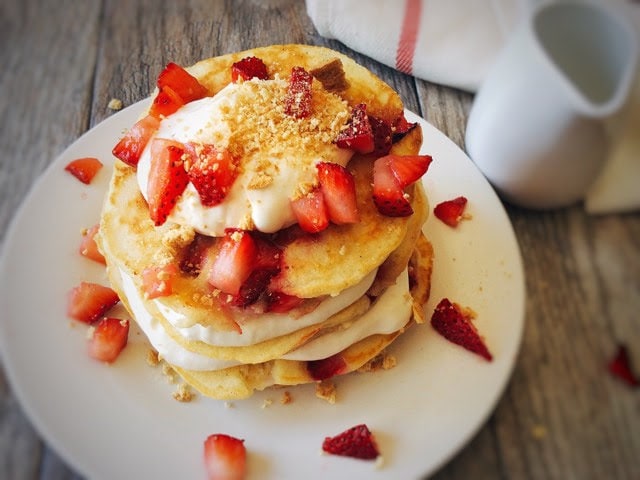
79,224,105,264
335,103,374,154
64,157,103,184
67,282,119,324
147,138,189,226
183,143,239,206
157,62,208,103
316,162,359,225
231,56,269,82
112,115,160,168
322,424,380,460
290,186,329,233
284,66,313,119
204,433,246,480
87,317,130,363
430,298,493,361
434,196,468,227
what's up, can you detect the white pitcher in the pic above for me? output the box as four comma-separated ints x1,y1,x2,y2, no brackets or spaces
465,0,638,209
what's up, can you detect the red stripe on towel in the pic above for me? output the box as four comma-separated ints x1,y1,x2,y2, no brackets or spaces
396,0,421,74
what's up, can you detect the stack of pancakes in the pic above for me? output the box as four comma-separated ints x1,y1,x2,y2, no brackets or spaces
98,45,434,400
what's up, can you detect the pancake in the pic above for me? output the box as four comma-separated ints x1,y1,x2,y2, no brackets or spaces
98,44,435,400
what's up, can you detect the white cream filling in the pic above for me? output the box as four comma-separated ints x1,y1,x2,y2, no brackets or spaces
154,269,376,347
118,267,412,371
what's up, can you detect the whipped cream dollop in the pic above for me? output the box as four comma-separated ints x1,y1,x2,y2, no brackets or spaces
137,77,352,236
118,267,413,371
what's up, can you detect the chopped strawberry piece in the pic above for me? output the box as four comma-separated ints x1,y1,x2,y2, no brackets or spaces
203,434,246,480
157,62,208,103
180,234,215,276
434,196,468,227
307,353,347,381
608,344,639,387
231,269,274,308
369,115,393,157
65,157,103,184
335,103,374,154
147,138,189,226
284,66,313,119
67,282,119,324
87,317,129,363
183,143,239,206
322,424,380,460
290,186,329,233
208,229,257,296
79,224,106,264
316,162,359,225
265,290,304,313
149,85,185,119
430,298,492,361
252,234,282,272
142,263,179,299
392,112,418,141
372,154,432,217
372,157,412,217
231,56,269,82
112,115,160,168
387,154,433,187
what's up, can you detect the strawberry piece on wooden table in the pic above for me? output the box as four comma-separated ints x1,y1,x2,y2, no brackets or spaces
316,162,359,225
434,196,468,227
290,186,329,233
67,282,120,324
112,115,160,168
147,138,189,226
322,424,380,460
608,344,640,387
430,298,493,361
183,143,239,206
204,433,246,480
87,317,130,363
335,103,374,154
284,66,313,119
231,56,269,82
79,224,106,264
65,157,103,184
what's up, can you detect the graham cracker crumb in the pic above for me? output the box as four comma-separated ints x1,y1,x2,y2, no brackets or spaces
281,391,293,405
315,380,336,404
358,352,397,373
146,349,160,367
162,363,177,383
173,383,195,402
261,398,273,409
108,98,123,110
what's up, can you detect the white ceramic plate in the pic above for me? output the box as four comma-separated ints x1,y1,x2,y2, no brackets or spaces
0,105,525,479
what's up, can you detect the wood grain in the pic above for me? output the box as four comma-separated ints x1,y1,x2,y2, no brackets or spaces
1,0,638,479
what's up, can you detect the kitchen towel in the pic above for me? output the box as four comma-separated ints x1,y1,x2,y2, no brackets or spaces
306,0,640,213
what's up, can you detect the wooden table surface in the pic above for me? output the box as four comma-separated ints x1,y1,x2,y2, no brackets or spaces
1,1,638,479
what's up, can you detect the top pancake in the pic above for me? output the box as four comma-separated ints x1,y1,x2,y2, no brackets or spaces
99,44,425,330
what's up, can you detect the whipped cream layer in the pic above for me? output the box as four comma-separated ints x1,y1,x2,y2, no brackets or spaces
156,269,377,347
119,267,413,371
137,78,352,236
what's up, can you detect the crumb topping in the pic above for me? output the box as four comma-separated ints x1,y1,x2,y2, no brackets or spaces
315,380,337,404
